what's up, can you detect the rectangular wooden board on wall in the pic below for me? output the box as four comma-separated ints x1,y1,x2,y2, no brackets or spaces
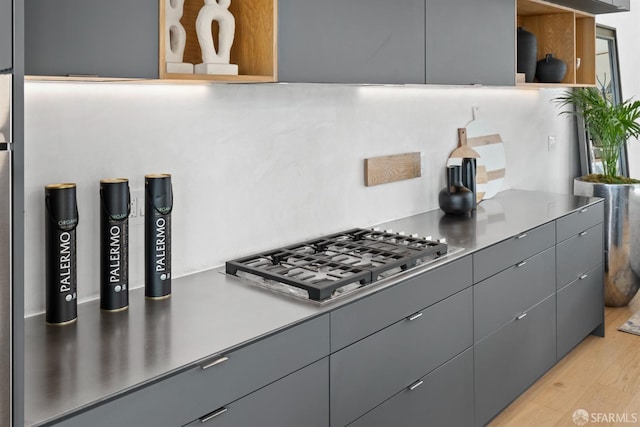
364,153,421,187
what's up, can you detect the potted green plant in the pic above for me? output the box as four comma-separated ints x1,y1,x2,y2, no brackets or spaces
554,87,640,306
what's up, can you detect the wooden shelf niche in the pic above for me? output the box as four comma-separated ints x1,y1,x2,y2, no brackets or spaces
160,0,277,82
517,0,595,87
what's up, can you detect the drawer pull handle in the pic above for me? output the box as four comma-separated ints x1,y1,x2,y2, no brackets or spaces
201,356,229,370
516,313,528,320
200,407,228,423
580,208,588,213
579,274,588,280
408,380,424,391
516,233,527,239
579,231,588,237
407,312,423,321
516,261,527,268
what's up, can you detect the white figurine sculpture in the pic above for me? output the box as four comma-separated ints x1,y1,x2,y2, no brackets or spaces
195,0,239,75
165,0,193,74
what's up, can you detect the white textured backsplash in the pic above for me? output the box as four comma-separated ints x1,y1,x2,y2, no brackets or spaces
24,82,578,315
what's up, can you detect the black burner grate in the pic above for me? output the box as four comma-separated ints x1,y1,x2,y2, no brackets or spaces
226,228,447,301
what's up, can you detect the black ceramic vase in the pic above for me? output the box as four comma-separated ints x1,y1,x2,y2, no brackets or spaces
461,158,477,210
439,165,474,216
517,27,537,83
536,53,567,83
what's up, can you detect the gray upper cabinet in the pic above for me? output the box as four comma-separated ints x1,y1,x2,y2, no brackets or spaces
425,0,515,86
278,0,517,86
0,0,11,71
25,0,158,78
548,0,630,13
278,0,426,84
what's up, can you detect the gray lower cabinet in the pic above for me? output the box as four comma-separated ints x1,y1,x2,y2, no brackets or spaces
425,0,515,85
474,295,557,426
557,264,604,359
474,246,556,342
330,287,473,427
37,200,606,427
473,221,555,283
183,358,329,427
278,0,425,84
556,203,604,243
25,0,158,78
348,348,474,427
0,0,11,71
556,223,603,289
330,256,472,352
49,315,329,427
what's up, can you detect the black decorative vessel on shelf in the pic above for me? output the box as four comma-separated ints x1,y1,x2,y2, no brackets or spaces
536,54,567,83
517,27,537,83
439,165,474,216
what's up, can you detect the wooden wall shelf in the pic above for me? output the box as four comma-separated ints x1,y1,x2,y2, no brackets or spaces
159,0,278,82
516,0,595,87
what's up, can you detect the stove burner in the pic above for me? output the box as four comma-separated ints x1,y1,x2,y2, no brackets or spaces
226,228,448,302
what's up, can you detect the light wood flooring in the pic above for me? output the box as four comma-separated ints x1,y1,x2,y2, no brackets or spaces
490,294,640,427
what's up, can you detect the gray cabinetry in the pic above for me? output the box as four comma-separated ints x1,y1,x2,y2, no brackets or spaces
473,200,604,425
556,223,603,289
474,295,557,427
556,203,604,242
473,221,555,283
474,246,556,342
183,358,329,427
556,202,604,360
348,348,474,427
277,0,425,84
330,256,472,352
425,0,515,86
330,288,473,427
52,315,329,427
557,264,604,359
472,218,559,426
548,0,630,13
278,0,517,85
27,195,606,427
613,0,631,11
25,0,158,78
0,0,11,71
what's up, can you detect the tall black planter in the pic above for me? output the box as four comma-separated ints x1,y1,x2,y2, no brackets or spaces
517,27,537,83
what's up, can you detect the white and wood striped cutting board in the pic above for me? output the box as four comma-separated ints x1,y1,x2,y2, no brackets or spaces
465,118,506,201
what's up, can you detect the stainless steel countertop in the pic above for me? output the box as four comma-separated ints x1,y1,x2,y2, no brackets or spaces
24,189,602,426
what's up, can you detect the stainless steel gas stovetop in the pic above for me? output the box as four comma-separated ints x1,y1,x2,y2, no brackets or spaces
226,228,458,304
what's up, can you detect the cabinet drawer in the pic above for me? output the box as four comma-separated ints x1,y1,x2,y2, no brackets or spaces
556,202,604,243
474,246,556,342
54,315,329,427
330,288,472,427
474,295,556,427
331,256,471,351
473,222,555,283
557,223,603,289
557,264,604,360
184,358,329,427
347,348,473,427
